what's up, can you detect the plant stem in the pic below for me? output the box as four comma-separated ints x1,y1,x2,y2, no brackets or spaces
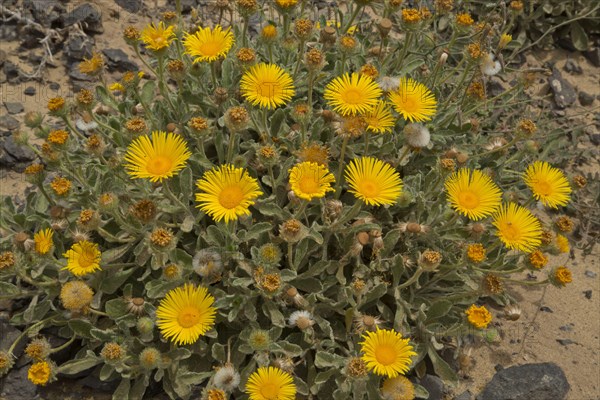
334,136,349,199
226,130,236,163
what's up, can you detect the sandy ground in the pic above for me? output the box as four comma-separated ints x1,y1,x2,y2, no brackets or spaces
1,1,599,399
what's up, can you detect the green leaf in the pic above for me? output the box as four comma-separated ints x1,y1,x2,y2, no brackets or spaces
180,214,195,233
414,384,430,399
0,282,19,296
60,357,102,375
244,222,273,241
140,81,156,105
570,22,589,51
99,267,135,295
96,86,118,109
425,300,453,322
427,346,458,385
129,377,148,400
90,328,114,342
24,298,51,324
270,109,286,137
263,300,286,327
178,167,194,201
314,351,346,368
102,243,133,264
105,298,128,318
112,379,131,400
68,319,94,339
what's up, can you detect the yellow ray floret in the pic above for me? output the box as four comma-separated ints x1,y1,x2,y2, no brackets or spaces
492,203,542,253
345,156,402,206
324,73,382,116
360,329,417,378
445,169,502,221
63,241,102,276
245,366,297,400
156,283,216,345
289,161,336,201
364,100,396,134
140,22,176,51
240,63,295,109
34,228,54,255
523,161,571,208
124,131,191,183
388,77,437,122
195,164,263,223
183,25,234,63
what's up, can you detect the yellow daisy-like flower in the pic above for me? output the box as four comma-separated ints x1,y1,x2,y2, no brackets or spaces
445,169,502,221
289,161,336,201
465,304,492,329
556,234,570,253
183,25,234,63
523,161,572,208
240,63,295,109
360,329,417,378
345,157,403,206
275,0,298,8
28,361,51,386
140,22,176,51
34,228,54,255
492,203,542,253
124,131,191,182
553,266,572,286
63,240,102,276
381,375,415,400
364,100,396,134
156,283,216,345
245,366,296,400
195,164,263,223
324,73,382,116
388,77,437,122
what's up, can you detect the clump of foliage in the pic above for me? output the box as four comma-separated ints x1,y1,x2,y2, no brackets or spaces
0,0,592,399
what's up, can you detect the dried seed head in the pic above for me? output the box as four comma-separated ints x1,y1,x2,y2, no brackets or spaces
346,357,367,378
130,199,157,223
0,351,14,376
76,89,94,106
261,273,281,293
324,199,343,222
351,278,366,294
359,63,379,80
206,388,227,400
214,364,241,391
483,273,503,294
456,151,469,164
0,251,15,271
25,338,51,361
237,47,256,64
403,123,431,148
166,123,177,132
193,249,223,279
573,175,587,188
60,281,93,313
272,356,295,373
555,216,574,233
294,18,313,39
125,297,146,316
280,219,307,243
377,18,392,37
289,310,314,330
125,117,147,134
504,304,522,321
319,26,336,45
305,48,325,70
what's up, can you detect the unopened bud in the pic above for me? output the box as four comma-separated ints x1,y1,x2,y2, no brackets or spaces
166,123,177,132
377,18,392,37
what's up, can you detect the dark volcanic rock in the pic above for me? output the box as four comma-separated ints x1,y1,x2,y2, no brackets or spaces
69,64,94,82
4,102,24,114
563,59,582,75
65,34,94,61
62,3,103,34
0,364,38,400
579,91,595,106
0,115,20,132
419,375,444,400
548,68,577,109
23,86,36,96
3,137,35,162
102,48,138,72
585,47,600,67
114,0,143,13
23,0,63,28
477,363,569,400
3,61,21,83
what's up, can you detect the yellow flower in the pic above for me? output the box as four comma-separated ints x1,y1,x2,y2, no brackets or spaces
364,101,396,134
296,142,330,166
261,24,277,39
315,19,357,35
195,164,263,223
445,169,502,221
324,72,382,116
288,161,336,201
466,243,486,263
47,97,65,112
27,361,51,386
124,131,191,182
388,77,437,122
183,25,234,63
360,329,417,378
275,0,298,8
240,63,295,109
381,375,415,400
402,8,422,24
553,266,572,286
63,240,102,276
556,234,570,253
47,129,69,145
465,304,492,329
109,82,125,92
50,177,72,196
345,157,403,206
492,203,542,253
456,13,474,26
156,283,216,345
140,22,176,51
499,33,512,49
245,366,296,400
528,250,548,269
34,228,53,255
523,161,571,208
79,52,104,75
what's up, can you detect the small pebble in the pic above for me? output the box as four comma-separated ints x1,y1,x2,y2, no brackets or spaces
540,306,553,313
583,290,592,299
584,270,597,278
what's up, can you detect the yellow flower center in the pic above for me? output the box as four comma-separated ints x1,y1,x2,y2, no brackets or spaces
199,40,222,56
219,186,244,209
343,89,362,104
298,175,320,194
154,36,166,46
533,180,551,196
458,191,480,209
501,222,520,241
358,180,380,198
178,306,201,328
375,344,396,365
260,383,279,399
78,249,96,269
147,156,173,175
401,96,417,112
